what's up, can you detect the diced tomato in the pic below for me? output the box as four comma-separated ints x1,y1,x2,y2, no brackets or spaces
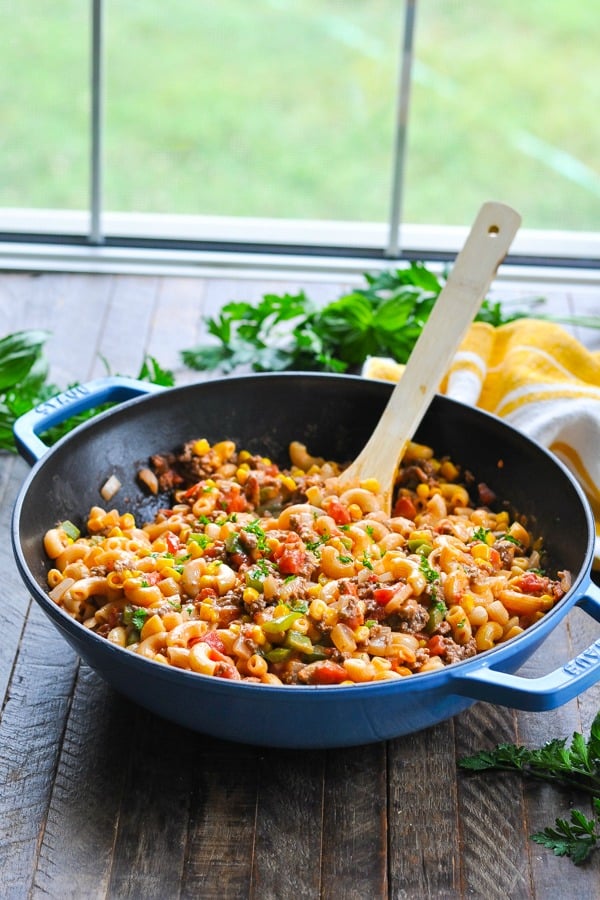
324,498,352,526
182,483,202,500
427,635,446,657
308,661,348,685
373,587,395,606
392,496,417,519
489,548,501,569
215,663,242,680
513,572,549,595
165,531,181,554
277,549,307,575
200,630,227,654
222,489,249,513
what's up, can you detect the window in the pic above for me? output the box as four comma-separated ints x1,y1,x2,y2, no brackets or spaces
0,1,598,270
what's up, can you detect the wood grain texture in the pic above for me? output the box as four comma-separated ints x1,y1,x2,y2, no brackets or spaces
181,736,258,899
252,749,324,899
0,604,79,897
389,719,462,898
1,268,599,899
33,667,131,899
321,741,388,899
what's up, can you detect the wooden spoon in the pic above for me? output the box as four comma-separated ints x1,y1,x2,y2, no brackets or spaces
337,200,522,512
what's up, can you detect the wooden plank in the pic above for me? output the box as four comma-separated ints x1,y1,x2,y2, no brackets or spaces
0,455,31,704
0,603,79,897
32,666,133,899
0,272,38,334
180,737,259,899
514,620,597,897
251,749,324,899
321,741,388,899
27,273,116,385
91,275,160,379
455,703,532,898
147,276,207,385
105,706,192,899
388,720,461,898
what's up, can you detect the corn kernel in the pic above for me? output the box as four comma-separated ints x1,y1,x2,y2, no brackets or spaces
305,485,322,505
236,465,250,484
495,511,510,530
213,440,235,462
360,478,380,494
243,587,260,604
199,602,219,623
471,543,492,561
416,483,429,499
247,624,266,646
192,438,210,456
354,625,370,643
279,475,297,491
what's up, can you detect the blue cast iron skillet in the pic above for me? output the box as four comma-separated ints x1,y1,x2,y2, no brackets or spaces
11,373,600,748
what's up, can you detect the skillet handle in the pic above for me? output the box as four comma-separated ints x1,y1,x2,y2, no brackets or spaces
13,375,163,465
450,580,600,710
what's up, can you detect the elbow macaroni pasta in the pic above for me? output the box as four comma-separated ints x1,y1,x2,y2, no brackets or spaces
43,438,571,686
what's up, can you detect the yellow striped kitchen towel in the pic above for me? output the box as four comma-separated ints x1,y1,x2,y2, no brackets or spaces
364,318,600,568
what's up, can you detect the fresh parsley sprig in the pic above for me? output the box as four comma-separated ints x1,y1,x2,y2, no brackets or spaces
459,712,600,864
180,263,600,376
531,802,600,866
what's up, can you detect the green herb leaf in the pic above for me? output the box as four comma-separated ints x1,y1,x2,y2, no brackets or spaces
531,803,600,865
180,262,581,378
459,712,600,866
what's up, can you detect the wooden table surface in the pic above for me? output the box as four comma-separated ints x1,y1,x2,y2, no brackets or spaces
1,268,599,899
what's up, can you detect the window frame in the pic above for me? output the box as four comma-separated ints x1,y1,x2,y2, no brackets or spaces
0,0,598,278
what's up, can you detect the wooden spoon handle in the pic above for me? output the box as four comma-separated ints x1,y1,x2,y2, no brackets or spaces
339,201,522,504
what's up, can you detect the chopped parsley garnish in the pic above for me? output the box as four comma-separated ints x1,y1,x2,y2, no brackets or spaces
419,556,440,584
472,526,491,543
419,556,440,600
243,519,269,551
123,606,148,630
361,552,374,570
499,533,523,546
305,535,329,552
188,533,212,549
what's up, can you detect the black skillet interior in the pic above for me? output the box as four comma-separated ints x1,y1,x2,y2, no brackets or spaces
15,373,593,597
